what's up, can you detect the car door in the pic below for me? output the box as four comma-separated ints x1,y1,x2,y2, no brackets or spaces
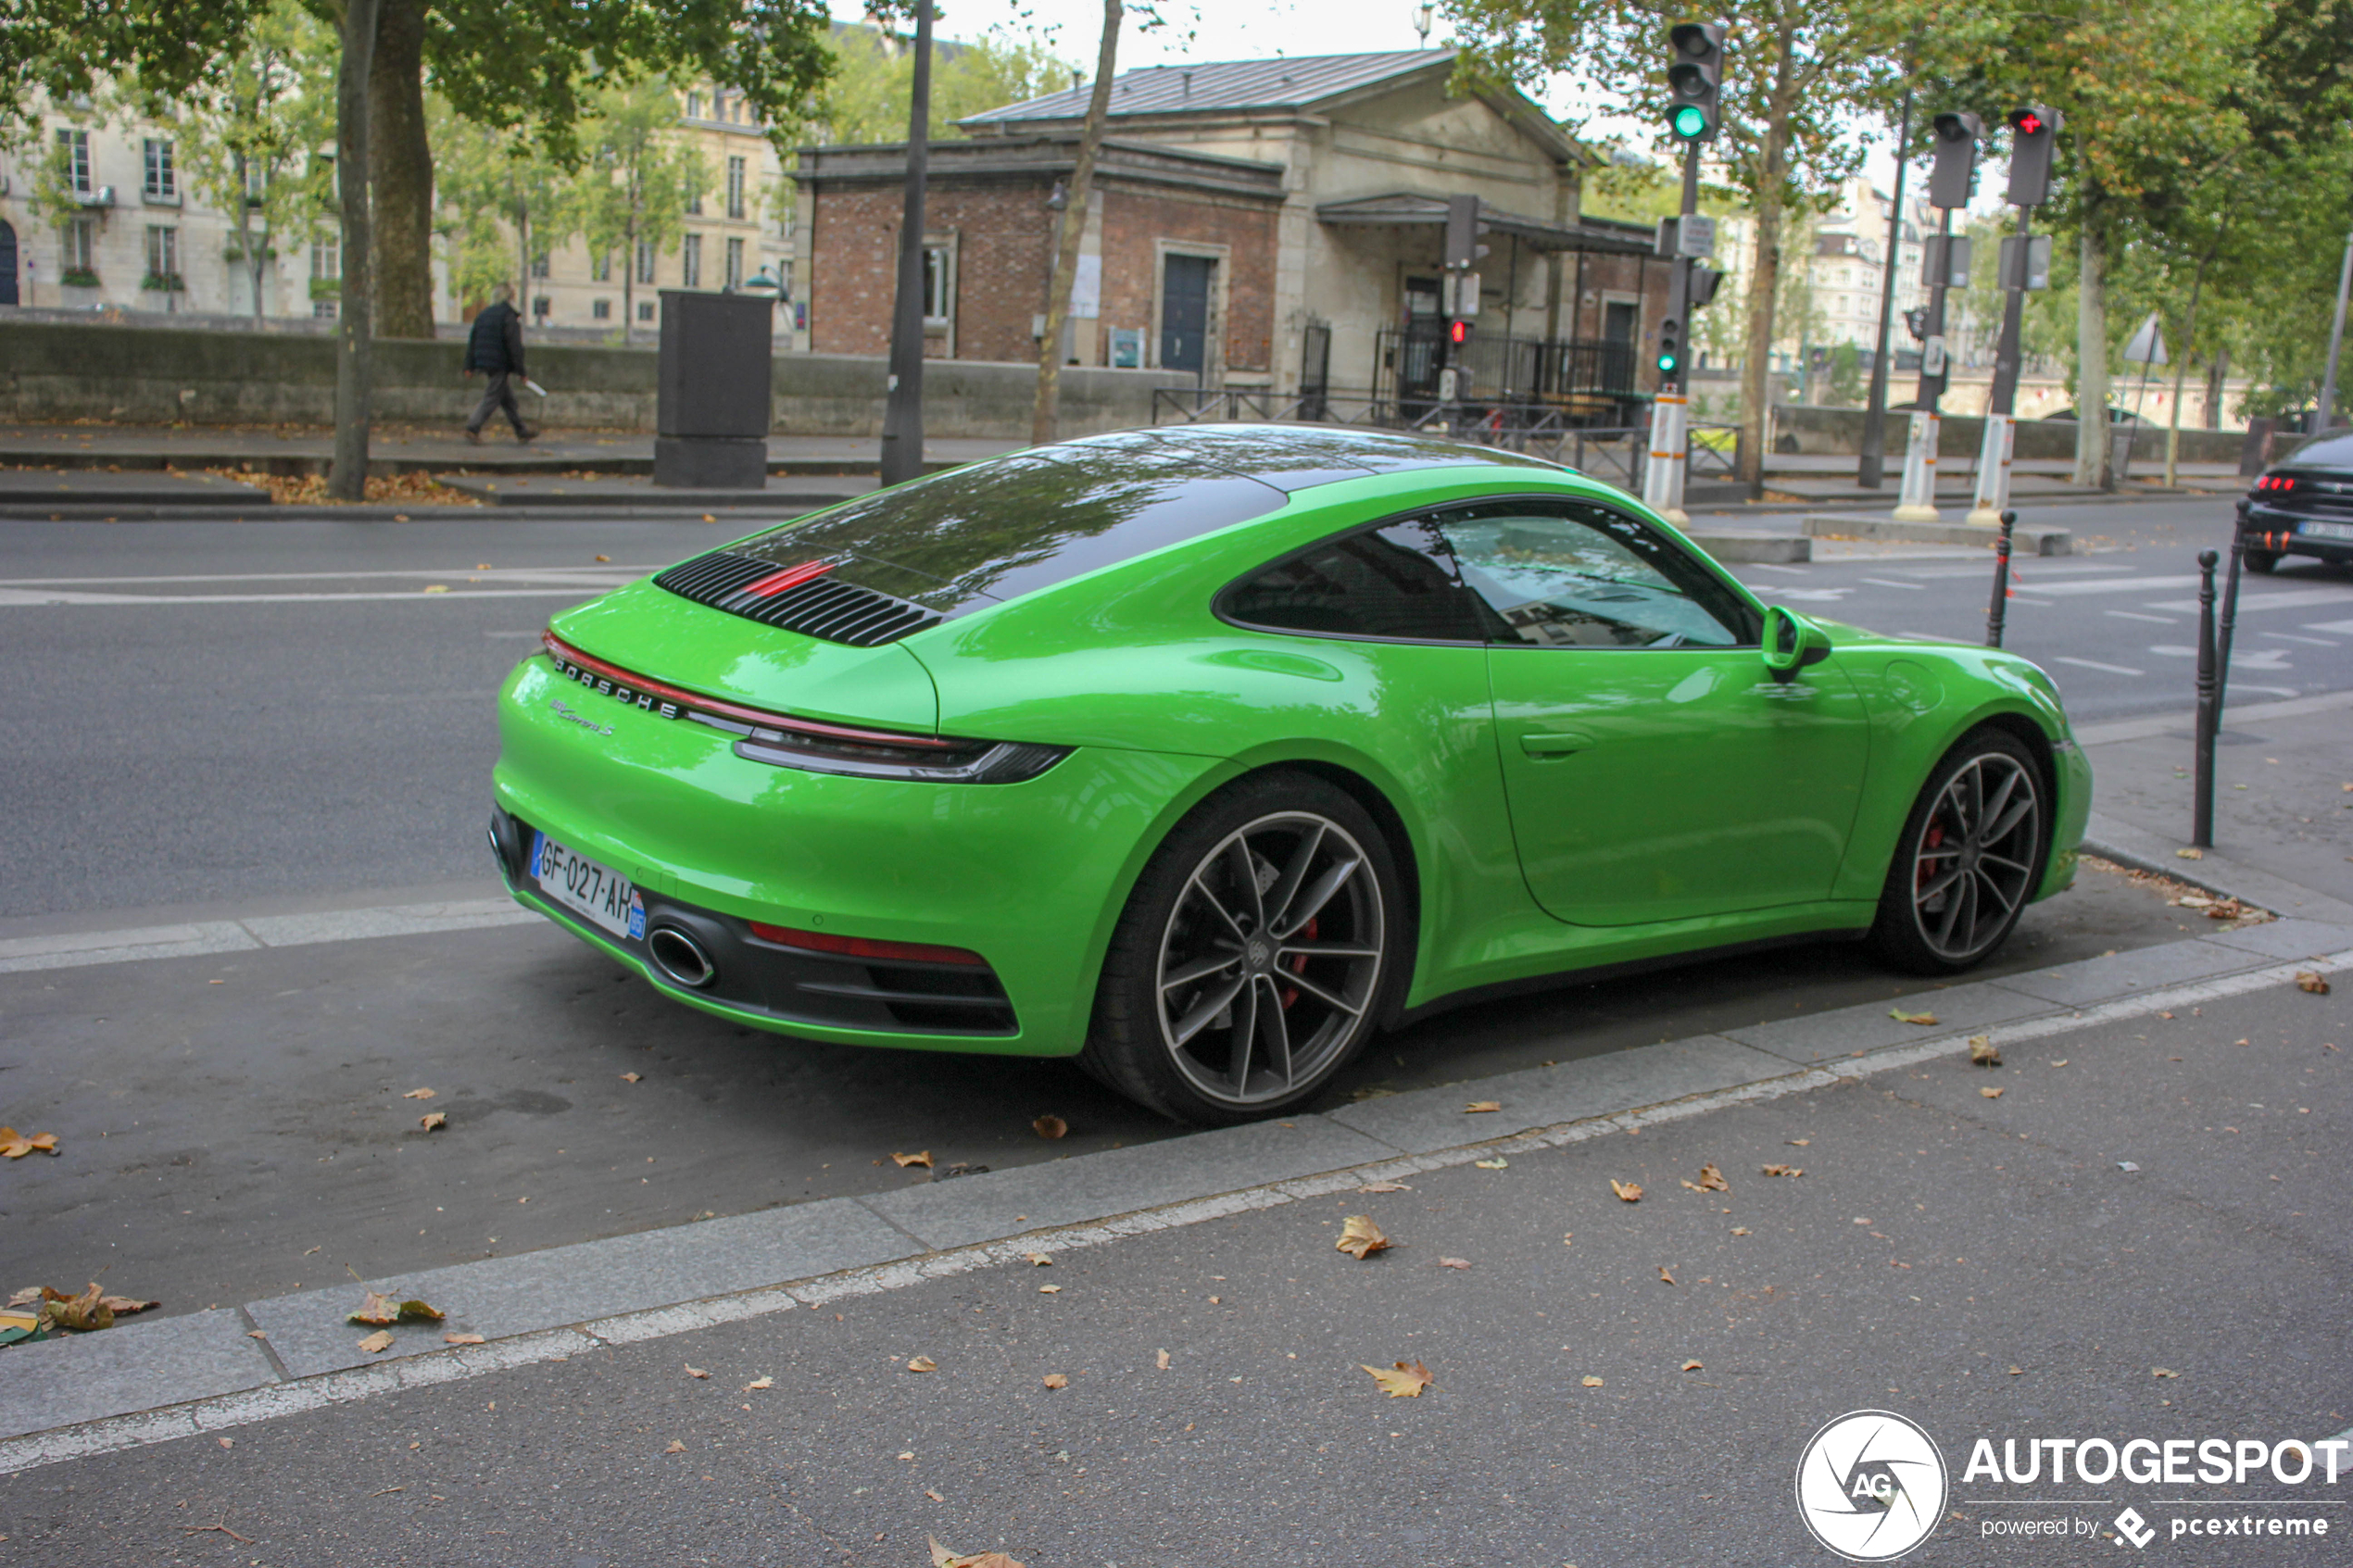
1434,497,1873,928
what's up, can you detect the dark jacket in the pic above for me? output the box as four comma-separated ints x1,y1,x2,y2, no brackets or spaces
465,301,526,376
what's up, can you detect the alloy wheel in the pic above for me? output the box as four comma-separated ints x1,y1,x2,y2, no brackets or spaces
1910,753,2042,961
1153,810,1386,1109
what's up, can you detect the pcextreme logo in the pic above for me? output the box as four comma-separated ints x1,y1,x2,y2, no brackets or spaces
1795,1410,1950,1562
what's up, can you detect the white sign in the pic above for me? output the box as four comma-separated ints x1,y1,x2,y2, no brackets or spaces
1922,334,1947,377
1446,272,1481,319
2121,310,2168,366
1677,214,1717,258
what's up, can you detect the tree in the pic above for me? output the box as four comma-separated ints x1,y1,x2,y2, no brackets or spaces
132,0,336,323
1033,1,1121,445
434,102,582,319
1449,0,1919,493
812,21,1071,144
576,77,710,345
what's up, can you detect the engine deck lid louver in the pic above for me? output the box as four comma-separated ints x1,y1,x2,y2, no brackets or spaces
655,550,947,647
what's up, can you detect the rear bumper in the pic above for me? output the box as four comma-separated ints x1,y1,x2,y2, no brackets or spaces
2242,507,2353,562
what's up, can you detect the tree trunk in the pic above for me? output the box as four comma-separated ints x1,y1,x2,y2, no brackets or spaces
1736,41,1798,495
2072,211,2110,487
623,213,635,346
2204,344,2228,429
331,0,383,502
2164,252,2210,486
368,0,433,337
1032,0,1122,445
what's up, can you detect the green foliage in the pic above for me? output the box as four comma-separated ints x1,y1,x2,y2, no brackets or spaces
575,76,709,333
1,0,270,141
58,267,98,288
811,22,1075,144
434,93,582,307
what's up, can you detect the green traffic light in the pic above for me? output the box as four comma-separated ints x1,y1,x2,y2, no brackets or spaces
1657,353,1679,373
1672,104,1709,140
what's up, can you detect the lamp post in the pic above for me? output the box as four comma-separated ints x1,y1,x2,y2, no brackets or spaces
1414,4,1434,46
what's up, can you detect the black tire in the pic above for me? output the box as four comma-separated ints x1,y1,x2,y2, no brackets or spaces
1081,772,1405,1125
1866,728,2048,976
2245,550,2282,574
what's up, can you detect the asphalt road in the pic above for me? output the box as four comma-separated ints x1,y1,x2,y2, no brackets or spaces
6,973,2344,1565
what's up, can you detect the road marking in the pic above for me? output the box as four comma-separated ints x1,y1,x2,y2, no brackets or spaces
1859,577,1928,589
2105,609,2178,623
2052,657,2144,676
0,897,540,974
1743,563,1810,575
2149,646,2293,669
2013,573,2209,597
2145,587,2353,613
2304,618,2353,635
2,942,2337,1478
1751,586,1852,602
2262,631,2342,646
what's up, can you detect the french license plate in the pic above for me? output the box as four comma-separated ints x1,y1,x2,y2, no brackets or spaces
2301,521,2353,541
531,834,647,941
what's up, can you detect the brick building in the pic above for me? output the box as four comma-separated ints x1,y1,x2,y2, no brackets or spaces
793,49,1678,421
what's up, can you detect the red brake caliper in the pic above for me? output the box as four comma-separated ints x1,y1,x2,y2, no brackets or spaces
1281,917,1317,1009
1918,822,1945,894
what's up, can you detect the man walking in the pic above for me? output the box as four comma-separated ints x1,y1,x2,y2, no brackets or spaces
463,282,538,444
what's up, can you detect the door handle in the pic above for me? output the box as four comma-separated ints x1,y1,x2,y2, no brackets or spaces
1519,730,1596,757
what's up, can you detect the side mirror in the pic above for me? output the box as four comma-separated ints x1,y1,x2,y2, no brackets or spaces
1762,605,1833,681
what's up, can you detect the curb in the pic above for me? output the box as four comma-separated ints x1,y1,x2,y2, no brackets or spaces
4,930,2347,1472
2082,810,2353,927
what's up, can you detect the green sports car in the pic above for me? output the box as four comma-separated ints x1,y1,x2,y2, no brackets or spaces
491,425,2089,1124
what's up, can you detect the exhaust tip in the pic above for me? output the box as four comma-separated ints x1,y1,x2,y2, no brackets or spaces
648,925,717,989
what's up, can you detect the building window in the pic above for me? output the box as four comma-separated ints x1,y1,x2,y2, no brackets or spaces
725,156,746,220
637,301,655,321
686,183,702,217
529,251,549,279
592,298,610,320
591,250,612,282
724,236,744,290
311,236,339,280
313,299,337,319
56,128,92,194
143,225,180,287
681,232,702,289
242,156,266,203
533,295,550,320
60,216,98,281
921,244,952,325
685,90,702,119
143,139,176,201
635,240,657,284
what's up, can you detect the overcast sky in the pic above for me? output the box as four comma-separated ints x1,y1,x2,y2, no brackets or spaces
838,0,1995,211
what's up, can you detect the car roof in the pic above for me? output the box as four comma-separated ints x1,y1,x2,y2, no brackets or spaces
1056,423,1569,494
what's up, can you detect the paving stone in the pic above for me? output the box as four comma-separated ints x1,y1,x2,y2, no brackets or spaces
1723,981,2054,1062
2196,919,2353,963
0,1309,275,1440
1986,938,2254,1008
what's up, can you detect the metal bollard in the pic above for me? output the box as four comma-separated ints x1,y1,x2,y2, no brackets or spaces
1984,508,2019,647
2216,503,2248,711
2192,547,2220,849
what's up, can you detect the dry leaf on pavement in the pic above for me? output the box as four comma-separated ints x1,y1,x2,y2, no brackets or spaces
1031,1114,1068,1139
1438,1257,1471,1270
402,1087,435,1100
1473,1157,1509,1169
1981,1086,2005,1099
685,1364,711,1379
1463,1100,1501,1113
1761,1163,1804,1177
1658,1266,1677,1286
2153,1367,2180,1378
1155,1349,1171,1370
100,1294,158,1315
1680,1360,1704,1372
419,1112,447,1132
892,1150,934,1169
2176,847,2203,859
0,1128,59,1159
664,1439,686,1453
930,1537,1026,1568
349,1293,444,1326
1042,1374,1069,1389
444,1332,485,1345
1360,1360,1434,1398
1336,1214,1391,1259
620,1072,642,1083
906,1356,937,1373
1038,1285,1061,1294
356,1330,395,1354
37,1283,113,1332
1891,1010,1939,1026
1610,1180,1642,1202
1969,1036,2001,1066
1580,1375,1605,1387
1356,1181,1411,1193
744,1376,773,1390
2296,972,2332,995
1694,1163,1730,1193
1022,1251,1053,1266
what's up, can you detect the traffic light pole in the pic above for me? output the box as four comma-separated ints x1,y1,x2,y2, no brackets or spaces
1642,140,1702,524
1893,203,1954,522
1858,86,1913,491
1969,205,2032,525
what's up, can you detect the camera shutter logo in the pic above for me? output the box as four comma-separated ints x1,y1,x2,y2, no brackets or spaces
1795,1410,1949,1561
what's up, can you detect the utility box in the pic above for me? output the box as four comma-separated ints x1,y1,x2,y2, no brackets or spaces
654,290,774,489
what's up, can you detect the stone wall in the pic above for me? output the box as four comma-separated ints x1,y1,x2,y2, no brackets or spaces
1769,402,2246,465
0,319,1194,438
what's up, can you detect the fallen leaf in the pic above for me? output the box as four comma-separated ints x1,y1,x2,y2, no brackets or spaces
95,1294,157,1316
1155,1349,1171,1370
218,1436,233,1449
1730,1226,1751,1236
2007,1365,2024,1375
1031,1114,1068,1139
2296,972,2332,995
419,1112,447,1132
1760,1164,1804,1177
2176,847,2203,859
1336,1214,1391,1260
1610,1179,1642,1202
1981,1086,2005,1099
1356,1181,1412,1193
1042,1373,1069,1389
38,1283,112,1332
744,1376,774,1390
685,1364,710,1380
348,1290,402,1325
1680,1360,1704,1372
1657,1266,1677,1286
1580,1375,1605,1387
1022,1251,1053,1266
2049,1059,2069,1067
906,1355,937,1373
1437,1257,1472,1270
444,1332,485,1346
929,1537,1026,1568
1038,1284,1062,1294
1787,1138,1810,1147
0,1128,59,1159
1891,1009,1939,1026
422,584,449,594
356,1330,395,1354
1360,1360,1434,1398
664,1439,686,1453
1694,1162,1730,1193
892,1150,934,1169
1473,1157,1509,1170
2153,1367,2180,1378
401,1087,435,1100
1969,1036,2001,1066
1463,1100,1502,1113
620,1072,642,1083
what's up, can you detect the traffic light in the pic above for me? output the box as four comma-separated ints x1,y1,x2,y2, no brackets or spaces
1927,111,1982,209
2006,104,2062,207
1449,318,1469,346
1687,267,1722,308
1656,313,1682,379
1443,194,1486,270
1666,23,1724,143
1904,307,1930,342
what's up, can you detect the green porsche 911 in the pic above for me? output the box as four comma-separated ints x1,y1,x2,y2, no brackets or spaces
491,424,2088,1123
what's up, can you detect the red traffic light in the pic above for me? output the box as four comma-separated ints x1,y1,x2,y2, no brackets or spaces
2012,109,2045,136
1450,320,1467,345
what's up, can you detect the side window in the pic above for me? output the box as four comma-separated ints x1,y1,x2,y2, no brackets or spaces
1220,518,1485,643
1436,501,1759,649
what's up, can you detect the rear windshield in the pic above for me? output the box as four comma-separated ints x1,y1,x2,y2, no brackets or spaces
2283,431,2353,469
736,446,1288,617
